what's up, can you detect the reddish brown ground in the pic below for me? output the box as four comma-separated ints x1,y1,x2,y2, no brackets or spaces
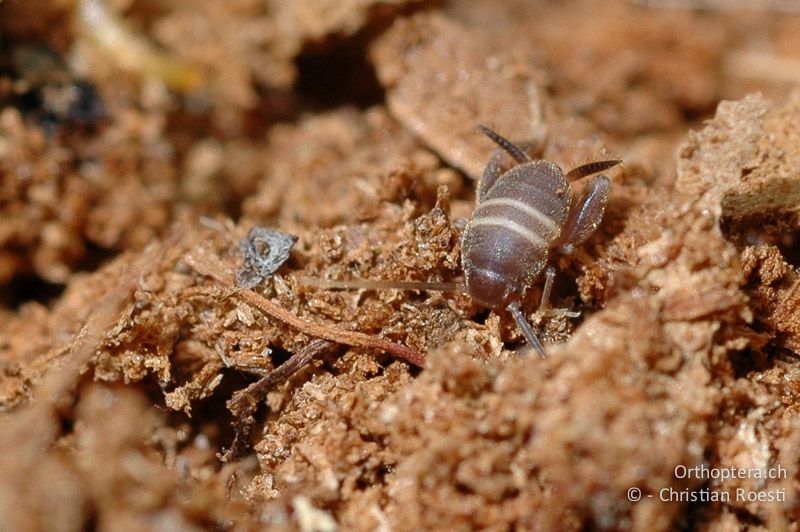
1,0,800,530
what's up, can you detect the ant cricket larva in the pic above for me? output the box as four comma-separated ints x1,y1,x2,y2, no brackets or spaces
462,125,620,356
302,125,621,357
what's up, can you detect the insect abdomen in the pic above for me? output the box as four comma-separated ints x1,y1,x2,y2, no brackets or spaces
462,161,571,307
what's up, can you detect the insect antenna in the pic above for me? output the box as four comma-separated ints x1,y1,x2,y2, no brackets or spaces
477,124,532,164
297,276,465,293
566,159,622,181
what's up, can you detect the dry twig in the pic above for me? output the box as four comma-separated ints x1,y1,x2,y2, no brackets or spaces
222,339,336,460
184,248,426,368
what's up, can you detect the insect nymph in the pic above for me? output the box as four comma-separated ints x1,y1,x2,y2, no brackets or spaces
301,125,620,359
462,125,621,356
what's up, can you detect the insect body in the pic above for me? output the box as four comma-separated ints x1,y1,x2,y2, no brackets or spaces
300,125,620,359
461,125,620,356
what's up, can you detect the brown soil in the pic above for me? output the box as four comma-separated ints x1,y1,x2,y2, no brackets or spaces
2,0,800,530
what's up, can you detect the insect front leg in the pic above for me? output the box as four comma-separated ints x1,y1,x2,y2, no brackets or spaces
554,175,610,255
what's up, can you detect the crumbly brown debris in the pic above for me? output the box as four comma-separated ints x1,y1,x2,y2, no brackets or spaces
2,1,800,530
152,0,416,111
241,107,451,230
677,92,800,219
370,12,548,179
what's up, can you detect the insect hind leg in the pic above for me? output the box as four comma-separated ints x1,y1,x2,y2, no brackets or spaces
555,174,610,255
